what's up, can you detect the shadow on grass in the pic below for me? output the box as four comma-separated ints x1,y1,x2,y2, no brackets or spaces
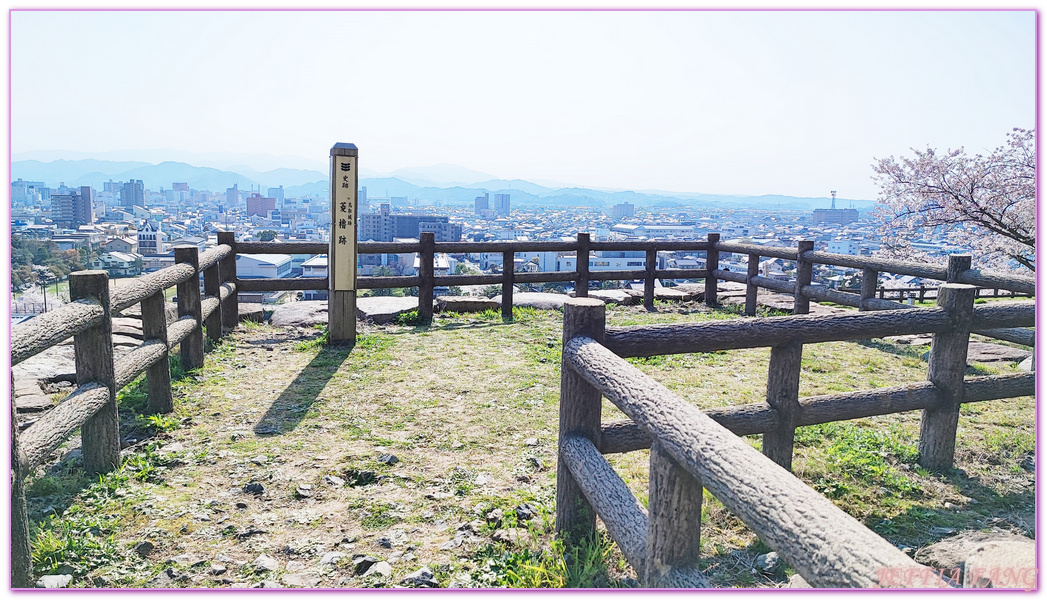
252,341,354,436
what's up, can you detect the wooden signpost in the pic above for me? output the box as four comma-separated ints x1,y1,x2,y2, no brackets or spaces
329,143,358,345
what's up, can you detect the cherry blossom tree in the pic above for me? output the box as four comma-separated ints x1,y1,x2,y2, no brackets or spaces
872,128,1035,272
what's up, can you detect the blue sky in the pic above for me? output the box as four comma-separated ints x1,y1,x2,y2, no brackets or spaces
10,9,1036,199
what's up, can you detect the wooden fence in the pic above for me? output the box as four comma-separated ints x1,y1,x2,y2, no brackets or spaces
9,229,1034,587
554,280,1035,587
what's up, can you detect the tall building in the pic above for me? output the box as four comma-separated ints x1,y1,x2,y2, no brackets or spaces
613,202,635,219
172,182,189,192
494,193,510,217
474,192,489,215
226,184,240,207
120,179,145,208
813,208,859,225
267,186,284,203
51,186,95,228
246,194,277,217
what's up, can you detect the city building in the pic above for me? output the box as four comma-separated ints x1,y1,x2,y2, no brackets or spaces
90,251,142,278
494,193,511,217
475,192,489,215
226,184,240,208
813,208,859,225
359,203,462,242
120,180,145,208
612,203,635,219
235,254,293,278
267,186,284,203
301,255,328,300
138,221,166,255
246,194,277,217
50,186,94,228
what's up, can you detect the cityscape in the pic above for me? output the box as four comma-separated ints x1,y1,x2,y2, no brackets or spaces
10,159,965,316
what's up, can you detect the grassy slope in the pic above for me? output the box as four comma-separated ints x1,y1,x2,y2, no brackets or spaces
22,303,1034,588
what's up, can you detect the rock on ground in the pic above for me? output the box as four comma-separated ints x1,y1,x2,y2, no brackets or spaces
963,540,1036,588
436,296,499,313
357,296,426,324
915,530,1033,575
239,303,265,323
965,342,1031,364
269,301,328,327
491,292,568,310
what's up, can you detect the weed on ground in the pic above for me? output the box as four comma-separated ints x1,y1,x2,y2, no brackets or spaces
22,303,1034,588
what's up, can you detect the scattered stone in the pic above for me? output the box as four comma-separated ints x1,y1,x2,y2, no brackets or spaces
1021,454,1034,472
528,457,546,471
235,502,249,509
281,573,321,587
965,342,1031,364
475,474,489,485
238,303,265,324
134,540,155,558
36,574,73,589
516,474,531,483
295,484,313,498
492,528,531,546
319,551,346,566
210,564,227,576
755,552,780,573
786,574,812,588
243,482,264,495
323,475,345,487
963,540,1036,588
253,554,280,573
425,491,453,500
363,561,392,578
378,537,393,549
916,531,1033,574
252,581,283,588
214,553,236,564
169,553,194,565
485,508,504,526
450,442,464,450
523,438,539,446
439,541,456,551
402,566,439,588
251,455,269,465
1018,356,1034,372
930,527,958,537
269,301,327,327
357,296,424,325
376,454,399,466
514,503,537,521
352,555,381,575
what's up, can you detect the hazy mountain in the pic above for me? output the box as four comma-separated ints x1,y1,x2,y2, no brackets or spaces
388,164,499,187
11,157,873,212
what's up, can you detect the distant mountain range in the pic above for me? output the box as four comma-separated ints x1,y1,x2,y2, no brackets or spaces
11,158,875,212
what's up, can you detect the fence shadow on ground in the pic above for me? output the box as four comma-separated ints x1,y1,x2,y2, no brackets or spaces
253,342,355,436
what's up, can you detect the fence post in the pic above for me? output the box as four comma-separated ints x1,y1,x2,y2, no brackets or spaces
646,439,703,586
203,253,222,344
575,232,590,298
70,270,120,474
217,231,238,333
11,377,32,588
644,248,657,311
142,290,173,414
502,249,515,320
859,267,878,311
793,240,814,315
418,232,435,325
556,298,606,542
945,254,972,283
745,253,759,316
175,246,205,370
704,233,719,306
919,282,976,470
763,340,803,470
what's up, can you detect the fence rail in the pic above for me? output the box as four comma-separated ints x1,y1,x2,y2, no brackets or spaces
555,277,1033,587
10,231,1034,588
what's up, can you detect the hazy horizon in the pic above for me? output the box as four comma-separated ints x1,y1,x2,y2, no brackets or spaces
12,10,1035,200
